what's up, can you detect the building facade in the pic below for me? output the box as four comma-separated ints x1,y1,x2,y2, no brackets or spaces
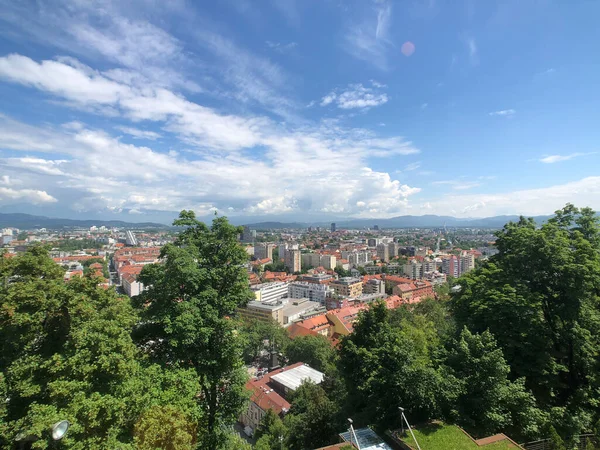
330,277,363,298
376,243,390,262
284,249,301,273
288,282,332,305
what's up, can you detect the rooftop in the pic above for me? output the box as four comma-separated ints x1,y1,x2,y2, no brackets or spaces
339,427,393,450
270,364,324,391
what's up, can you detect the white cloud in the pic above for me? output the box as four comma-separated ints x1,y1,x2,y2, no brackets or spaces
489,109,516,117
370,80,387,88
432,180,481,190
343,1,393,70
0,187,57,204
426,177,600,218
404,162,421,171
320,83,388,110
539,152,596,164
467,37,478,65
420,103,428,110
115,126,161,140
266,41,298,53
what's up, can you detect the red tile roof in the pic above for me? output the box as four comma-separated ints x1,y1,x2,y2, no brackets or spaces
246,362,306,415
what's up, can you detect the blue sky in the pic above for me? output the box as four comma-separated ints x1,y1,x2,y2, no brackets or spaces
0,0,599,223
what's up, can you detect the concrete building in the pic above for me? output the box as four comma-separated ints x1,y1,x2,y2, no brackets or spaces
459,253,475,275
238,300,285,325
422,258,438,273
122,273,145,297
284,249,301,273
376,243,390,262
251,282,289,303
442,256,459,278
388,242,400,258
320,255,336,270
288,282,332,305
125,230,138,246
240,226,254,243
255,243,275,260
363,278,385,294
403,261,423,280
301,253,321,269
330,223,336,232
278,243,288,262
367,238,379,248
281,298,323,326
298,273,334,284
330,277,363,298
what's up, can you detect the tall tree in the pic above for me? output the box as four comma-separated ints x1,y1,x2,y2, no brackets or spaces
443,327,544,441
450,205,600,438
0,246,162,449
134,211,254,449
284,334,335,373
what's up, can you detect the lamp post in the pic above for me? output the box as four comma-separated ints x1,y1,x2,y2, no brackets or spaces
398,407,421,450
347,418,360,450
14,420,70,449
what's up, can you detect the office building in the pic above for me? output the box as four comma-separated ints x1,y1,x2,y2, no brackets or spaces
376,243,390,262
240,226,254,243
284,249,301,273
330,223,336,233
251,282,289,303
238,300,285,325
388,242,400,258
367,238,379,248
330,277,363,298
298,273,334,284
288,282,332,305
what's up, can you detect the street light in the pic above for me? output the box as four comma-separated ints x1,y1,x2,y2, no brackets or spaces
347,418,360,450
51,420,70,441
398,407,421,450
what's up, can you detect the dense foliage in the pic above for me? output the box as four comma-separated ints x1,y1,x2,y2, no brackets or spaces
2,204,600,449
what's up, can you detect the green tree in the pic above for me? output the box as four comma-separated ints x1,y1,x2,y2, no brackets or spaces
254,409,287,450
134,405,197,450
284,382,339,450
0,246,157,449
134,211,254,449
339,302,445,430
442,327,545,441
284,335,335,373
450,205,600,439
239,318,289,364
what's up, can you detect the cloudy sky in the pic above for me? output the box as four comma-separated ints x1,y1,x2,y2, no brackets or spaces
0,0,599,223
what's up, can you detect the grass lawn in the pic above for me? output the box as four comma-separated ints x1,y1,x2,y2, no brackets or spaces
399,423,518,450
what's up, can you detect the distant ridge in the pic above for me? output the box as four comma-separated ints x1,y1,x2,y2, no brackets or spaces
0,213,168,229
243,214,554,229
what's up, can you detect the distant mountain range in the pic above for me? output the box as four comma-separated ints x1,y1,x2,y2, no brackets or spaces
244,214,554,229
0,212,556,231
0,213,168,229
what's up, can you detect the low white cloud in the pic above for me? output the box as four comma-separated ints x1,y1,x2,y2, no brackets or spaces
320,83,388,110
489,109,516,117
539,152,596,163
425,176,600,218
404,162,421,171
0,187,57,204
432,180,481,190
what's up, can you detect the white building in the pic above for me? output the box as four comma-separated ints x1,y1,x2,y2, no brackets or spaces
288,282,332,305
251,282,289,303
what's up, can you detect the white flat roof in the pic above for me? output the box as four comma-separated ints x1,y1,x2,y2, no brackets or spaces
270,364,324,391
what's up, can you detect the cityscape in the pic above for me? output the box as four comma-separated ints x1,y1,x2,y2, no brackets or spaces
1,0,600,449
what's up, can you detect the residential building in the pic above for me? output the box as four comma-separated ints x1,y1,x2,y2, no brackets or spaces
298,273,334,284
459,253,475,275
255,243,275,260
288,281,332,305
330,277,363,298
240,362,324,435
376,243,390,262
422,258,438,273
403,261,423,280
363,278,385,295
301,252,321,268
122,273,145,297
367,238,379,248
251,282,289,303
388,242,400,258
442,256,459,278
284,249,301,273
278,243,288,262
392,280,434,302
320,254,336,270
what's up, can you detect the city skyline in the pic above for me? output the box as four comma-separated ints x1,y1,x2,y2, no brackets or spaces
1,0,600,222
